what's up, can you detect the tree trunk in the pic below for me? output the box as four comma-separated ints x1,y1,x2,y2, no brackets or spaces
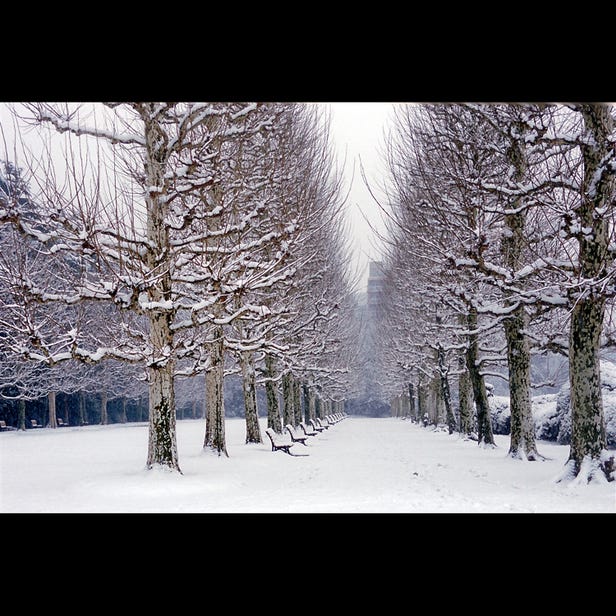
458,356,473,436
315,395,322,420
408,382,416,423
302,383,311,423
466,306,495,446
561,104,614,483
430,375,441,427
18,398,26,431
79,390,88,425
504,308,539,459
240,351,262,444
438,345,455,434
309,389,316,421
48,391,57,428
417,376,425,425
281,373,294,426
264,354,282,433
143,104,180,473
120,397,127,423
63,394,70,425
293,379,302,426
147,363,180,470
501,127,540,461
204,325,228,457
100,391,108,425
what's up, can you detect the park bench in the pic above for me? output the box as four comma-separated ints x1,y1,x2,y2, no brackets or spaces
57,418,68,427
0,420,16,431
285,424,309,446
309,419,325,433
30,419,43,428
315,417,330,430
265,428,308,457
299,422,318,437
265,428,295,455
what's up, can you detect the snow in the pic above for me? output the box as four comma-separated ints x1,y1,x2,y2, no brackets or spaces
1,417,613,513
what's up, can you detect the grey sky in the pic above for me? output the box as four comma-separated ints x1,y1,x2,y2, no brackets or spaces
327,102,394,290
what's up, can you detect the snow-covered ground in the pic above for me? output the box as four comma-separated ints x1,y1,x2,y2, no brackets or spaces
0,416,613,513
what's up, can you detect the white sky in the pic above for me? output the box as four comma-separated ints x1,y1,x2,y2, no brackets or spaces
326,103,394,291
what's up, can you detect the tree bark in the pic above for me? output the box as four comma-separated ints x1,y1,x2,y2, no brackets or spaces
100,391,108,425
18,399,26,431
48,391,57,428
302,382,311,423
466,306,495,446
561,104,614,483
408,382,416,423
430,375,441,427
504,309,539,459
264,354,282,433
63,394,70,425
143,104,180,472
457,357,473,436
309,389,316,421
204,325,228,456
501,127,540,460
79,391,88,425
148,363,179,469
281,372,294,426
293,378,302,426
240,351,262,444
417,375,425,425
438,345,456,434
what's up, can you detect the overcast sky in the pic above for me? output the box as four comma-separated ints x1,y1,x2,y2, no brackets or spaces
327,102,394,290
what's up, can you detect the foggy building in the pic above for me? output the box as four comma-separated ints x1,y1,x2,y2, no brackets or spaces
367,260,384,320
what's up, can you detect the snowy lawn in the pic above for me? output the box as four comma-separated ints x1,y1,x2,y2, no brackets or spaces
0,416,614,513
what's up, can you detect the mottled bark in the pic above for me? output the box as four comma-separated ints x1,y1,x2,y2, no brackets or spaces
466,307,495,446
457,357,473,436
430,375,441,427
417,377,425,425
504,309,539,460
563,104,614,483
48,391,57,428
100,391,108,425
408,382,416,422
18,399,26,431
309,389,316,421
143,104,180,472
79,391,88,426
148,364,179,469
120,398,127,423
264,354,282,433
240,351,262,444
302,383,311,423
438,345,455,434
63,395,69,425
501,128,540,460
281,373,294,426
204,326,228,457
293,379,302,426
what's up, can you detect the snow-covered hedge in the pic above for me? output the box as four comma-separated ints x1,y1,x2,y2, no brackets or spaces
487,360,616,448
489,395,511,435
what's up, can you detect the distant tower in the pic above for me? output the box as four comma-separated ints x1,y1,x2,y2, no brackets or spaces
366,261,384,319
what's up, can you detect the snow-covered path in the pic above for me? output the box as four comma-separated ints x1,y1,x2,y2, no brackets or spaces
1,416,613,512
